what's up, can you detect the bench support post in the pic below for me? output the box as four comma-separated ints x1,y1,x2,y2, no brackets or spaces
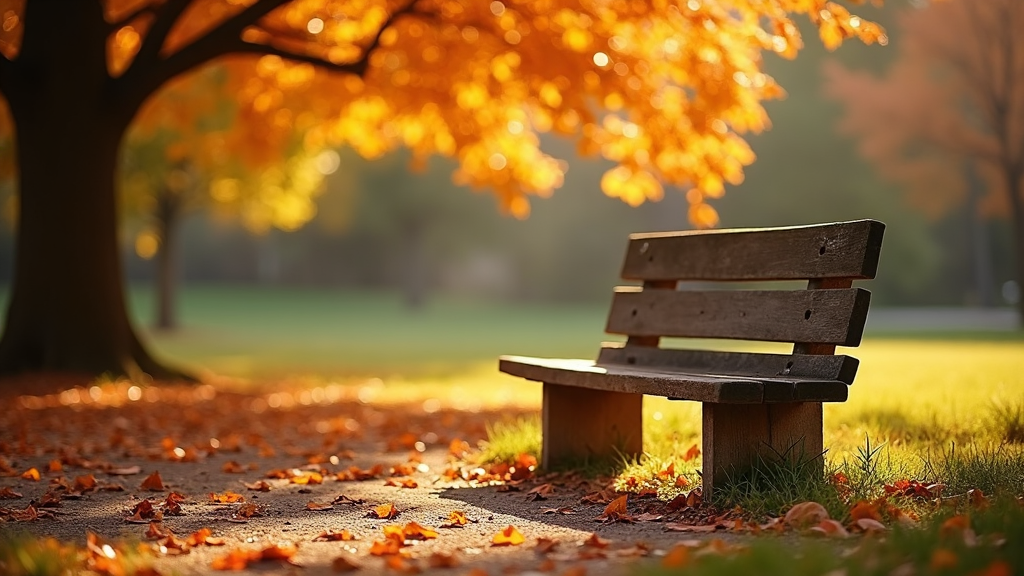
541,383,642,469
702,402,823,499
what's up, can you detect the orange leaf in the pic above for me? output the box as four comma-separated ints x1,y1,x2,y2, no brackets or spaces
682,444,701,462
583,533,610,548
21,468,40,481
306,501,334,511
808,519,849,538
930,548,959,571
441,510,470,527
403,521,438,540
370,503,400,519
849,500,881,522
72,474,97,492
222,461,245,474
140,471,165,491
47,460,62,473
314,530,357,542
662,544,690,568
243,480,272,492
491,525,525,546
783,501,829,528
601,494,628,517
209,491,245,504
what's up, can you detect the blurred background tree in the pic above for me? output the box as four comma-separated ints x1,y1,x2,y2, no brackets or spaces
121,61,340,330
825,0,1024,322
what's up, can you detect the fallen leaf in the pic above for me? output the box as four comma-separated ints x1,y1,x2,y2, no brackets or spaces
808,519,849,538
682,444,701,462
854,518,887,533
968,488,989,509
636,512,663,522
664,523,721,533
21,468,40,481
597,494,631,523
314,530,358,542
107,465,142,475
582,533,610,549
541,507,575,515
0,487,23,499
187,528,225,546
222,461,245,474
72,474,97,493
231,502,262,521
527,483,554,501
439,510,471,527
290,471,323,485
662,544,690,568
491,525,525,546
209,491,245,504
384,555,419,573
140,471,165,491
783,501,829,528
930,548,958,571
849,500,882,522
369,503,400,519
402,521,438,540
332,494,365,505
535,537,559,555
145,521,170,539
581,489,619,505
243,480,271,492
306,501,334,511
47,460,62,473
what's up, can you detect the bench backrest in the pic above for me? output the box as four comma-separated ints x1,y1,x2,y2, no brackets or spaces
600,220,885,382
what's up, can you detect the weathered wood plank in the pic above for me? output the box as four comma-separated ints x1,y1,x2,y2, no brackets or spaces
542,384,642,468
701,402,823,500
597,344,860,383
499,355,850,403
606,288,871,346
622,220,885,282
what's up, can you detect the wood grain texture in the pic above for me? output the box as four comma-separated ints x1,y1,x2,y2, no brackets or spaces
701,402,823,500
541,383,642,468
606,287,871,346
621,219,885,282
597,344,860,383
499,355,850,403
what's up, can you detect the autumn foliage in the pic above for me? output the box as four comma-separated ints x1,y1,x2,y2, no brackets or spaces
1,0,886,226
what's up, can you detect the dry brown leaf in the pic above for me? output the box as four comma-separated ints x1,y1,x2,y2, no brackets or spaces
107,465,141,475
140,471,165,491
243,480,272,492
221,461,245,474
535,537,559,555
541,507,575,515
0,486,23,499
783,501,830,528
808,519,850,538
582,533,610,549
313,530,358,542
664,522,721,533
527,483,554,501
332,494,365,505
306,501,334,511
849,500,882,522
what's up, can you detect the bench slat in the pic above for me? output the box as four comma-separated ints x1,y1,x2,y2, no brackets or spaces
597,344,859,384
621,220,884,282
499,355,850,404
605,287,870,346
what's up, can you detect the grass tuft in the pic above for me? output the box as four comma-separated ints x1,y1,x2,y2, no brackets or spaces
479,415,541,465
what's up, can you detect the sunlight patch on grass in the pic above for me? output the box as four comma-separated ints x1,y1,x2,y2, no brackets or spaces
479,416,542,465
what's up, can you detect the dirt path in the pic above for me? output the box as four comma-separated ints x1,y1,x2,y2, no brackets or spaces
0,379,732,575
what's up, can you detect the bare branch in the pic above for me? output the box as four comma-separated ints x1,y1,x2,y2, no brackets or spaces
128,0,197,74
231,40,364,74
106,0,160,32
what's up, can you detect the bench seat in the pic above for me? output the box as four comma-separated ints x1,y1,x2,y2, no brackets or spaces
499,355,851,404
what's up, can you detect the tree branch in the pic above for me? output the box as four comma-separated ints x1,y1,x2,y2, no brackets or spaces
231,40,364,74
106,0,160,32
0,52,16,103
128,0,198,75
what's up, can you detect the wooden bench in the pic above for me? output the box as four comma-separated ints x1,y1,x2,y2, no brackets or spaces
499,220,885,498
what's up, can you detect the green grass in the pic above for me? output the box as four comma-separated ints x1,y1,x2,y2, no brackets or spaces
639,499,1024,576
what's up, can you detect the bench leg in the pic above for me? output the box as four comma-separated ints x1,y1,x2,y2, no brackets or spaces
541,383,642,469
701,402,823,499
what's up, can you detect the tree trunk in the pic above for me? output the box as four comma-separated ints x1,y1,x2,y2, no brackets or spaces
155,189,181,331
0,0,191,380
965,162,994,306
